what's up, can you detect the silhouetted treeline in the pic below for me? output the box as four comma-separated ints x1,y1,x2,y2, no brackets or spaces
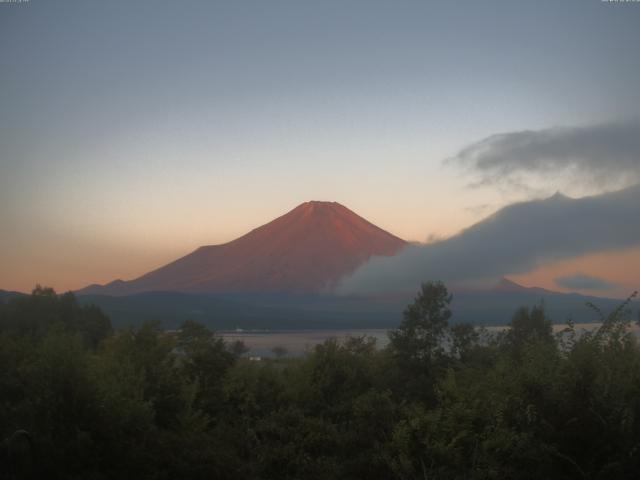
1,283,639,479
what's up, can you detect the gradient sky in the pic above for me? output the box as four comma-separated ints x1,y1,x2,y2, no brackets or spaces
1,0,639,294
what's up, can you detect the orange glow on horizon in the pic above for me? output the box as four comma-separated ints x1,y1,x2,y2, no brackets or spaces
511,246,640,299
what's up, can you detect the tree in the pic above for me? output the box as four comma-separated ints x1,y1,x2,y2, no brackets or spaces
389,281,452,363
177,320,235,416
505,304,554,356
449,322,480,362
0,286,112,348
388,281,453,403
229,340,249,357
271,346,288,358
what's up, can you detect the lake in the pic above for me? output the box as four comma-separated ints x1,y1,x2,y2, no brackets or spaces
219,322,640,358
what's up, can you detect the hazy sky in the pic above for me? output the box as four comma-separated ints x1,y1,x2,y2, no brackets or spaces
1,0,639,293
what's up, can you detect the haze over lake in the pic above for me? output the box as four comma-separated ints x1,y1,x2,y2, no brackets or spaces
220,322,640,357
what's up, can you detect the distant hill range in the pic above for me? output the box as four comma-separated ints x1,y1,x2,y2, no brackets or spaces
3,278,632,329
0,290,24,304
89,277,638,329
78,201,407,296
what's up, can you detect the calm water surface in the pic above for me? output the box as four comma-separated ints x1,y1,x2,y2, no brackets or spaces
220,323,640,358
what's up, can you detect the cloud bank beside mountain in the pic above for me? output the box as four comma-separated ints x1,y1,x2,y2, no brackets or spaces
339,185,640,294
554,273,617,292
449,119,640,193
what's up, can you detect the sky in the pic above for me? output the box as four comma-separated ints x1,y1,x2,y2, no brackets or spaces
1,0,639,295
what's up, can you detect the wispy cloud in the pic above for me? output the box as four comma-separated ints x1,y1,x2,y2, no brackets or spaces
339,185,640,294
555,273,617,291
448,119,640,193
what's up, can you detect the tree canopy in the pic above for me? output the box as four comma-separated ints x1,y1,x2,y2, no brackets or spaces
1,285,639,479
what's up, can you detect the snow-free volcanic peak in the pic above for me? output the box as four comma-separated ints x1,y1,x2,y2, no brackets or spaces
79,201,407,295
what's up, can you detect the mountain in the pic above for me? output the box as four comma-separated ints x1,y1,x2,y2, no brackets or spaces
79,201,407,296
492,277,556,295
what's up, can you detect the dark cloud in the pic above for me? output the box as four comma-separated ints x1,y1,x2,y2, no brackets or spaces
555,273,617,291
339,185,640,294
448,120,640,191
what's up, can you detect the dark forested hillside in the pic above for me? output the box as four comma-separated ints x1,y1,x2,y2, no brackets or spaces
74,285,631,330
1,284,639,479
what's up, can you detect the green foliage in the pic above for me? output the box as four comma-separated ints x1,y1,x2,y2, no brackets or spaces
271,345,288,358
506,304,554,350
388,281,454,404
1,285,640,479
390,281,452,363
0,285,111,347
